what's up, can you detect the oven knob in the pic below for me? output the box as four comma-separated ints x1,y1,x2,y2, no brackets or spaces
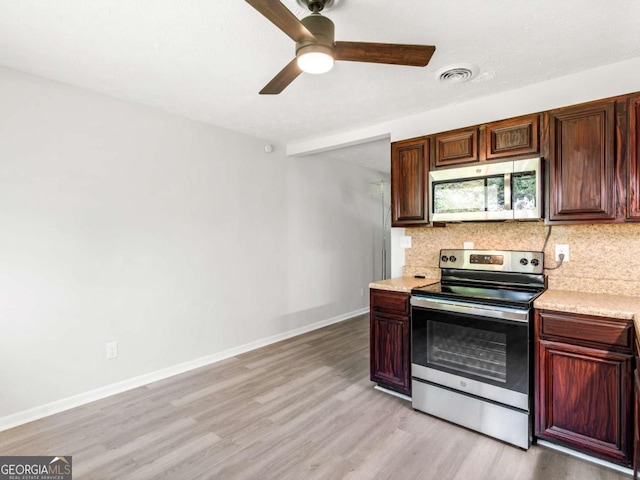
531,258,540,267
449,255,457,263
441,255,448,262
520,258,528,266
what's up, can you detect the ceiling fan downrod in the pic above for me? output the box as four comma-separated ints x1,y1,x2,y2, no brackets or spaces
304,0,326,13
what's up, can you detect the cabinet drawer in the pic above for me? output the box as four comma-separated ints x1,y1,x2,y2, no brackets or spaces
540,311,633,351
370,290,410,315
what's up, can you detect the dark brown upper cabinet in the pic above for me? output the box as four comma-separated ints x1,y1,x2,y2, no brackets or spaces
548,99,617,223
628,95,640,220
391,91,640,225
391,137,429,227
433,127,479,168
485,114,540,160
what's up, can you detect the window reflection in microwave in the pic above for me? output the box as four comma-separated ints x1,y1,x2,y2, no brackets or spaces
513,171,537,211
433,176,505,214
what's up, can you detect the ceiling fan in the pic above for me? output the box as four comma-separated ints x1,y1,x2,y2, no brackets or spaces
245,0,436,94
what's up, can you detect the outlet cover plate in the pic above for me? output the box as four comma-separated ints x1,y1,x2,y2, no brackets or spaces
555,244,570,262
106,341,118,360
400,236,412,249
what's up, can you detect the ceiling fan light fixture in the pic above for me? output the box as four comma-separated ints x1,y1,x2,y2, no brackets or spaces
297,45,335,74
245,0,435,94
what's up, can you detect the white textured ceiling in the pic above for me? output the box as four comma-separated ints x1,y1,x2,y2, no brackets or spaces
1,1,640,172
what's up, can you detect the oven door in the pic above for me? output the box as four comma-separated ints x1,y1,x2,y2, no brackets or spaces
411,296,530,411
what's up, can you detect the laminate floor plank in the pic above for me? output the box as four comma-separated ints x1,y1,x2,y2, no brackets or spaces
0,314,630,479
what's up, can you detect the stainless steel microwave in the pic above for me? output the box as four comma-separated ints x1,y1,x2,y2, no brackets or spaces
429,158,543,222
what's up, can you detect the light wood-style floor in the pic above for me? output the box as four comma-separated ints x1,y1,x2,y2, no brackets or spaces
0,314,631,479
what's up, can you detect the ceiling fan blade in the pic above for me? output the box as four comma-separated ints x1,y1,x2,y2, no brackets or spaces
245,0,315,43
335,42,436,67
259,58,302,94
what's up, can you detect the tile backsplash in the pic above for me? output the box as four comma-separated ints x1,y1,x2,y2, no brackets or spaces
403,222,640,297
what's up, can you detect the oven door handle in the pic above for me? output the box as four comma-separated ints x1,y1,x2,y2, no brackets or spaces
410,297,529,323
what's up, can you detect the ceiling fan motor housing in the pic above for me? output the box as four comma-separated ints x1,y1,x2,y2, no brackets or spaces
296,14,335,58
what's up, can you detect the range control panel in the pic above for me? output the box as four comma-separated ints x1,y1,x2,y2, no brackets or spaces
470,254,504,265
439,249,544,274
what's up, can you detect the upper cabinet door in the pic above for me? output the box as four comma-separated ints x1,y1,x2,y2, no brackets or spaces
391,137,429,226
628,95,640,220
433,128,479,168
485,114,540,160
548,100,617,222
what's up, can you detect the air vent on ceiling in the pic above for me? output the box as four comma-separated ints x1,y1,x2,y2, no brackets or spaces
435,64,479,84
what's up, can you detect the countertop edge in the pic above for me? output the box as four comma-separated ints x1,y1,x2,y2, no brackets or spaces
369,277,439,293
534,289,640,346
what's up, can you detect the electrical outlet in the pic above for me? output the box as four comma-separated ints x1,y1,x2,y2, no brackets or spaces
106,341,118,360
555,244,570,262
360,288,364,297
400,236,412,249
463,242,474,249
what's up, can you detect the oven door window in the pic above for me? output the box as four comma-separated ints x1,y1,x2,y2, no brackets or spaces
428,321,507,383
412,308,529,394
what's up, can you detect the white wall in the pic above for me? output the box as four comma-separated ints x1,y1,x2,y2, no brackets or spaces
0,67,381,423
390,228,406,278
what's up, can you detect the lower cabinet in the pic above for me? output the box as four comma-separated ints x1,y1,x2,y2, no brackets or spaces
635,335,640,479
535,310,635,466
634,366,639,479
370,289,411,396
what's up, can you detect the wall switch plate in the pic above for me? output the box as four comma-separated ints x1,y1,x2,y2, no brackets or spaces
106,341,118,360
555,244,570,262
400,236,412,249
463,242,474,249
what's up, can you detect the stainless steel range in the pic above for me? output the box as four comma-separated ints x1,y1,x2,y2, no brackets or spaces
410,249,546,449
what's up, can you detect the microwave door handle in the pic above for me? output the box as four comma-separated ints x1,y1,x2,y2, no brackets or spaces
504,173,512,211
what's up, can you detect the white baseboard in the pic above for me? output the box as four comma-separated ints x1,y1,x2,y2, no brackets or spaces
0,308,368,433
374,385,412,402
536,439,634,476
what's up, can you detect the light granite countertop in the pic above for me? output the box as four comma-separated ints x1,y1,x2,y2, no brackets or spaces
369,276,439,293
369,281,640,344
534,289,640,345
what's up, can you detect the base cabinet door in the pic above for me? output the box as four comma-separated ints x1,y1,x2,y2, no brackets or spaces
370,289,411,396
634,368,639,479
370,312,410,395
536,339,633,465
